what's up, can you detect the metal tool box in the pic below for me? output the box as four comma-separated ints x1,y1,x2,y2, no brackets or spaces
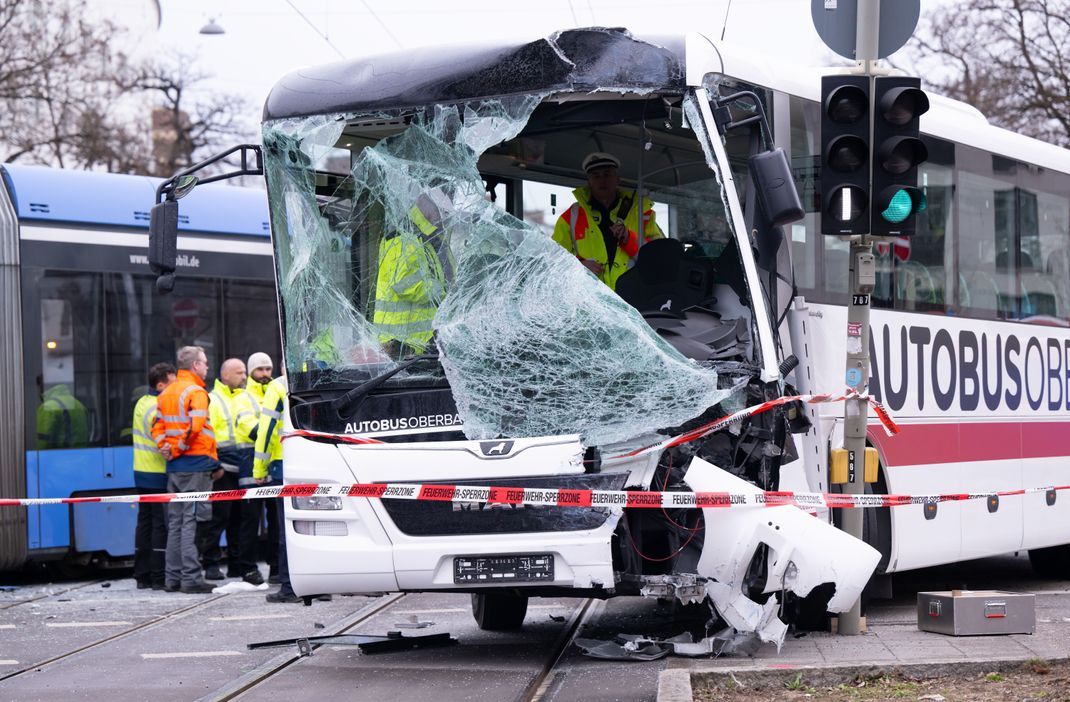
917,590,1035,636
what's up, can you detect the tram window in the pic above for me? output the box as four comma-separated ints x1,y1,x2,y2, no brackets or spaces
104,274,223,447
223,280,282,368
37,272,106,449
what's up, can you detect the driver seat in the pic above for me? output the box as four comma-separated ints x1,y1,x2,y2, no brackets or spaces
614,238,713,313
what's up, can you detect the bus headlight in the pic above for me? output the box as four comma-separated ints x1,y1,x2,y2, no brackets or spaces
291,495,343,510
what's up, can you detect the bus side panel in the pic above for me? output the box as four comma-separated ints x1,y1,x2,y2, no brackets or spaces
1022,455,1070,550
882,463,964,571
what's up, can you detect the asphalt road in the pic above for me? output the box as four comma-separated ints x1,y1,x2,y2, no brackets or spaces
0,553,1065,702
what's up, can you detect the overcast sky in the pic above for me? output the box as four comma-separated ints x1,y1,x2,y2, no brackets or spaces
134,0,860,114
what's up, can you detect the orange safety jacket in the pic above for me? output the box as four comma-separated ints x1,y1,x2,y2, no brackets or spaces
152,369,217,469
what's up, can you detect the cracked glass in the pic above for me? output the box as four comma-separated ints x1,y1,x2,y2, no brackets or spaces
262,89,753,445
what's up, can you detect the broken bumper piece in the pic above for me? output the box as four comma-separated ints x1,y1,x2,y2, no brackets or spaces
685,457,881,650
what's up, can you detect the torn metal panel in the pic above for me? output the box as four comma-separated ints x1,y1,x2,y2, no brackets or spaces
264,28,685,120
574,634,670,661
686,456,880,610
705,581,788,650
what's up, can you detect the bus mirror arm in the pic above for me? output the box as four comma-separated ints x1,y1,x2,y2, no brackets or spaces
149,144,265,295
711,92,803,229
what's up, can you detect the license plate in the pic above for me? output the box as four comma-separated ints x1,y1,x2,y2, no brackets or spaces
453,554,554,584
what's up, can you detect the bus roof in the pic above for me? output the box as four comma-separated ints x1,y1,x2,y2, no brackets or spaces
264,25,1069,177
263,27,685,120
0,164,271,237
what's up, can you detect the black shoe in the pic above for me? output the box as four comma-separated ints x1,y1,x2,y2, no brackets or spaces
163,582,181,592
243,570,265,586
136,580,151,590
204,565,225,581
180,581,216,594
266,589,302,603
151,582,166,591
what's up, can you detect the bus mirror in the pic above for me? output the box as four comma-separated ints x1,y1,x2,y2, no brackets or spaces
749,148,804,228
172,174,199,200
149,200,178,295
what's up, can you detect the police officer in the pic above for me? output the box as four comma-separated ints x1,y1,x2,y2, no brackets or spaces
552,151,664,290
132,362,176,590
236,352,276,583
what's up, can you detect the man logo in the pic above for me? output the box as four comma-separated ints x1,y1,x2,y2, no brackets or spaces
480,440,514,457
660,299,672,311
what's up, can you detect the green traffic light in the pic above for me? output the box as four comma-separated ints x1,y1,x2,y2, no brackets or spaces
881,188,926,223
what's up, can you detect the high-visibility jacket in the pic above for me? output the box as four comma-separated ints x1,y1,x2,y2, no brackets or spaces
373,204,449,352
552,186,663,290
233,381,267,446
233,381,267,486
132,391,166,489
209,380,253,473
36,384,89,449
253,376,288,481
152,369,217,471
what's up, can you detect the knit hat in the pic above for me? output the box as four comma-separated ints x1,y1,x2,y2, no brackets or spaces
247,352,273,372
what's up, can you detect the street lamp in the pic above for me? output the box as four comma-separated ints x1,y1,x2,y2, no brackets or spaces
199,18,224,35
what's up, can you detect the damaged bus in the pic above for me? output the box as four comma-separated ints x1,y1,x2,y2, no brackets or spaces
148,28,1070,643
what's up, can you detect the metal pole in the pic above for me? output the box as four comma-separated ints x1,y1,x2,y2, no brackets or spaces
837,0,880,638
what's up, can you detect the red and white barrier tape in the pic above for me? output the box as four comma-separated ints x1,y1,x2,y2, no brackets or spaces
616,388,898,459
3,482,1066,510
1,388,908,509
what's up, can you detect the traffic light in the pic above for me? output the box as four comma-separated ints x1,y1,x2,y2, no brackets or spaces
820,75,870,236
871,76,929,236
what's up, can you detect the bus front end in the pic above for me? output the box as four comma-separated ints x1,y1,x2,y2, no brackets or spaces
262,28,879,635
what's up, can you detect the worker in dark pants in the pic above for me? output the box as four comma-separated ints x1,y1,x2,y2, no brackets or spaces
253,375,300,602
240,352,278,582
198,358,258,581
132,362,176,589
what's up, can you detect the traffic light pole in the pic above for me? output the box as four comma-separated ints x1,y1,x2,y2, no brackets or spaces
836,0,880,638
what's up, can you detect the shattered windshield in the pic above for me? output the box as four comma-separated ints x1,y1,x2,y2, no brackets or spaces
262,92,756,445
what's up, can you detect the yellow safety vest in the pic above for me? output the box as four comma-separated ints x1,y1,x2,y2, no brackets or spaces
209,380,246,449
552,186,663,290
232,383,264,447
132,393,165,476
373,205,448,352
36,385,89,449
253,377,287,480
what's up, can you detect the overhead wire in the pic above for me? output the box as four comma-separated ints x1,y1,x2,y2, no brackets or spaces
283,0,349,59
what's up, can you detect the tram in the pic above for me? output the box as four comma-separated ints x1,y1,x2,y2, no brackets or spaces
0,165,279,571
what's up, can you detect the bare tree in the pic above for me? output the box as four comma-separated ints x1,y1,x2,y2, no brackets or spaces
1,0,253,175
135,56,251,177
0,0,139,168
905,0,1070,147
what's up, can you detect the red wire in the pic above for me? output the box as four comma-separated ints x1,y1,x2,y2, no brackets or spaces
625,452,704,562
